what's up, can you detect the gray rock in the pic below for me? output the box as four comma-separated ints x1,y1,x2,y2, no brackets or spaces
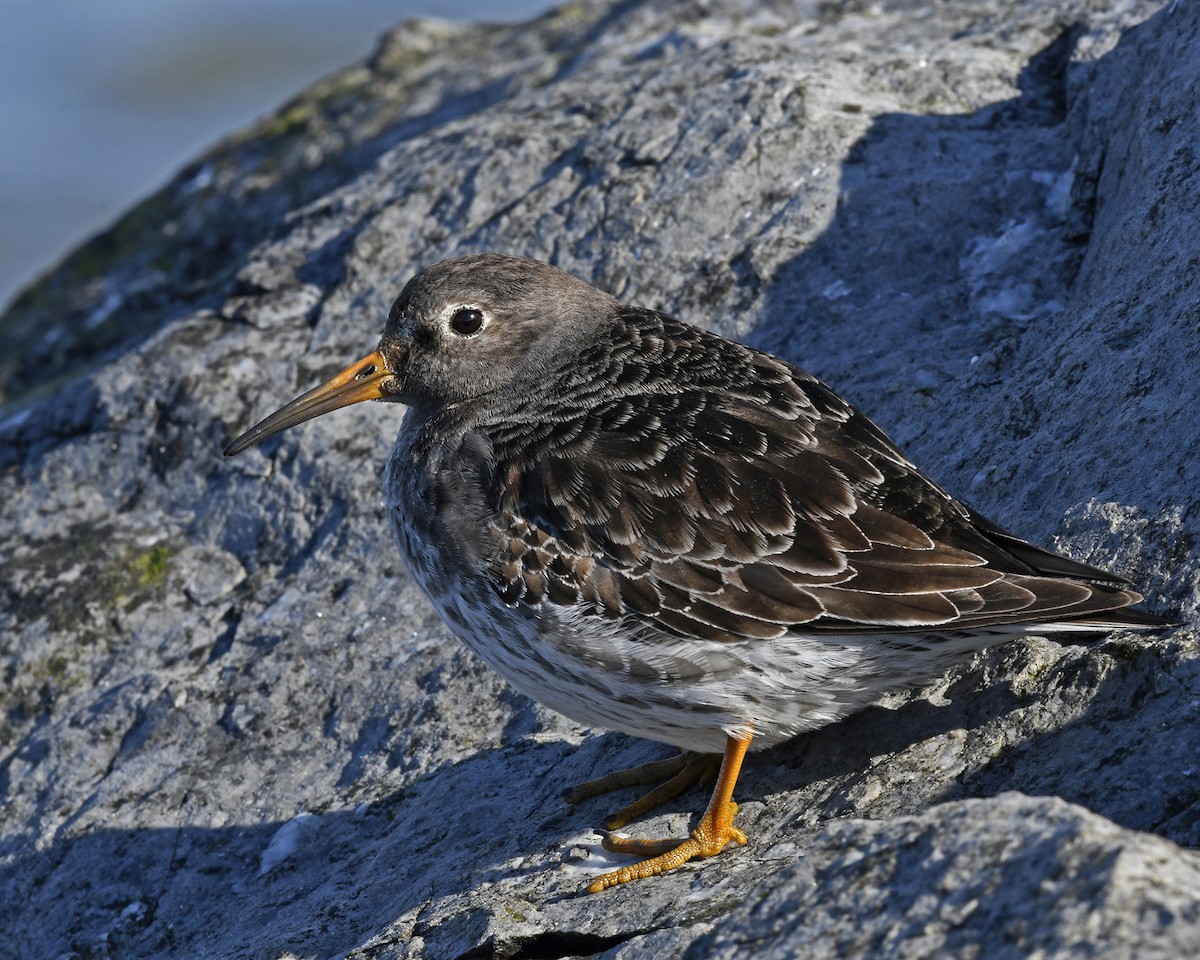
685,794,1200,960
1,1,1197,958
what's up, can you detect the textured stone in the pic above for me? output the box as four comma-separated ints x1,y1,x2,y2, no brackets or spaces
685,794,1200,960
1,1,1197,958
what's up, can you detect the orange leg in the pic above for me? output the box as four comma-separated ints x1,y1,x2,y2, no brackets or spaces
567,750,719,829
586,732,752,893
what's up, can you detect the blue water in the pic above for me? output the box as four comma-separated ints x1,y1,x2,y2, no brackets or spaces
0,0,553,312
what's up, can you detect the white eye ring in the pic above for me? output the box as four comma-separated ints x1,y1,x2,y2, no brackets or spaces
446,305,488,337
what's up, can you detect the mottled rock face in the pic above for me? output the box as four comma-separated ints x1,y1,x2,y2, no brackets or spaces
1,1,1197,957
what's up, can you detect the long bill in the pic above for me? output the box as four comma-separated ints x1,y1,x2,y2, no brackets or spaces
224,349,392,457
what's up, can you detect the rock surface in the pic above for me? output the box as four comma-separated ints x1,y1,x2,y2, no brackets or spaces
2,1,1198,958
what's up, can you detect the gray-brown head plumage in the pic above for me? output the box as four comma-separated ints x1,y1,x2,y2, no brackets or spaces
376,254,621,416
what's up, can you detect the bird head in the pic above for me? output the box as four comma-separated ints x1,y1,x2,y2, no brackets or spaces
224,254,616,456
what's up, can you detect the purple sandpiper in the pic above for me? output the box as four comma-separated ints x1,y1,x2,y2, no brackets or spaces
225,254,1167,892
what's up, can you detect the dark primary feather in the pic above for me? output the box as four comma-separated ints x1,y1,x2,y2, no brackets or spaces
479,306,1149,643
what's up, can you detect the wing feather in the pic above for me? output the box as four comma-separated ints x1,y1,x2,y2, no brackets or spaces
482,309,1149,642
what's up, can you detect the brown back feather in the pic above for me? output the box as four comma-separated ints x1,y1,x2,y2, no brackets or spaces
482,308,1151,642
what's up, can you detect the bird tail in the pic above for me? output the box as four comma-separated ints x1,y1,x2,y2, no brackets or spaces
1044,605,1179,632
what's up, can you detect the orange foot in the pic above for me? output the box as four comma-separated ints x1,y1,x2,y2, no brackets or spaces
566,750,719,829
581,733,752,893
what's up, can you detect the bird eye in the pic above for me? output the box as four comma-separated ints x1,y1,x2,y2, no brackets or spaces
449,307,485,336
